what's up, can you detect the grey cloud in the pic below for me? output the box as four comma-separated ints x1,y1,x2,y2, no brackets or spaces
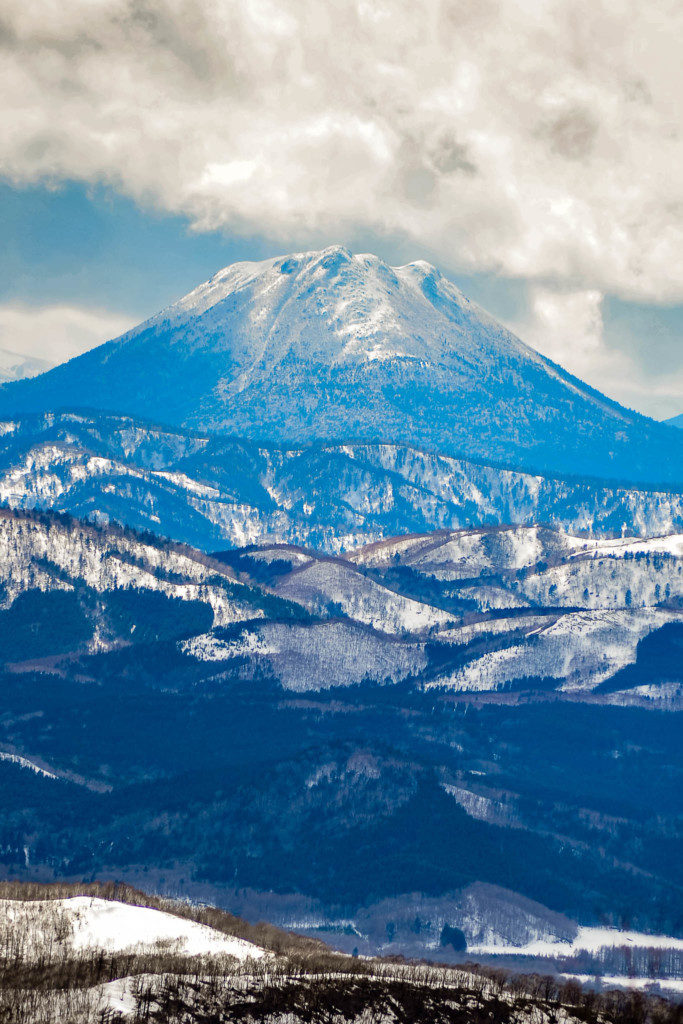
544,108,599,161
0,304,135,364
433,142,476,177
0,0,681,303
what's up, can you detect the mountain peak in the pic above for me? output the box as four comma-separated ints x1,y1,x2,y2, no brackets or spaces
158,245,502,375
0,248,681,487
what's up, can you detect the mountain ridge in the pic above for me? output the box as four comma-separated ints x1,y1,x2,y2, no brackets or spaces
1,246,681,488
1,410,683,554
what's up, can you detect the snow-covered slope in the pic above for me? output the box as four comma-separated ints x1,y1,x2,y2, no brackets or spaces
353,525,683,605
1,248,681,487
435,609,677,692
0,508,284,652
350,525,580,578
348,525,683,695
1,413,682,554
184,620,427,690
274,557,453,635
0,896,266,959
0,505,678,698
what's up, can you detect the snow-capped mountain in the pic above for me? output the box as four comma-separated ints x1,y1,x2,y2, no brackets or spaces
0,346,52,383
1,247,681,487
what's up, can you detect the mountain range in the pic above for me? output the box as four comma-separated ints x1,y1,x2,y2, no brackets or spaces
1,246,682,488
0,247,681,977
0,505,680,959
0,410,682,554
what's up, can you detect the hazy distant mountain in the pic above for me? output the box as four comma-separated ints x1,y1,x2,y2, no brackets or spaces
0,346,52,383
666,414,683,429
1,246,681,487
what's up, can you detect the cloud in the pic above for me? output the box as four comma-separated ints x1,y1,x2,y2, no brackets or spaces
0,0,681,304
510,286,683,419
512,287,609,381
0,304,135,366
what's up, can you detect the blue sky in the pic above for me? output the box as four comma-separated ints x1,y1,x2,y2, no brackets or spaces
0,1,681,419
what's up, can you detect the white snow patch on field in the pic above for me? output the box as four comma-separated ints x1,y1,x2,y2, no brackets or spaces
470,925,683,958
560,973,683,995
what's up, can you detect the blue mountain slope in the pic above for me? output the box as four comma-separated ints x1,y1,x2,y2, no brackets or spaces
1,246,681,487
666,414,683,429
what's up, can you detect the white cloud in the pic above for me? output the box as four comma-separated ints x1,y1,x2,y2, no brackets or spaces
510,287,683,419
0,0,681,303
513,287,609,381
0,305,136,366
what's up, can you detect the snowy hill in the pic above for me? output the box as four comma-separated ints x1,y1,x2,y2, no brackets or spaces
0,507,679,698
5,885,680,1023
1,248,681,487
0,411,682,553
1,894,266,960
349,525,683,695
0,508,314,675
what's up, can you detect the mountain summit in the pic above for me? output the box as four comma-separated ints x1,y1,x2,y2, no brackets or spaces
1,246,681,486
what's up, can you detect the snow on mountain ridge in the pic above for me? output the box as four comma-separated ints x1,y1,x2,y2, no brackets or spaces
163,245,529,374
0,509,267,631
0,347,53,383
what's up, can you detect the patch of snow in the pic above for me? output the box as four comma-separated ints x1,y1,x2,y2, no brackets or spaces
183,620,426,690
470,925,683,957
0,751,58,779
0,896,267,960
275,559,451,635
559,973,683,995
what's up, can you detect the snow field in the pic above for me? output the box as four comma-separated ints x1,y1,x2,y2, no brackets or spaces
0,896,267,960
